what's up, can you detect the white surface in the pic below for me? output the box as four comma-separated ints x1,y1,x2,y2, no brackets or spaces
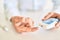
0,0,60,40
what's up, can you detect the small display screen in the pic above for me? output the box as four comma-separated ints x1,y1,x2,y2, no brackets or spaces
43,18,59,24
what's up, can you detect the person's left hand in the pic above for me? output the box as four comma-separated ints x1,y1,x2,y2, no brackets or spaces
10,16,38,33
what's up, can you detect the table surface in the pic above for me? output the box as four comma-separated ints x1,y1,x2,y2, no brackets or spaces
0,0,60,40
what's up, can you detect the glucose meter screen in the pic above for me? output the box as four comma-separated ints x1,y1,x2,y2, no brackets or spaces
43,18,58,24
43,20,54,24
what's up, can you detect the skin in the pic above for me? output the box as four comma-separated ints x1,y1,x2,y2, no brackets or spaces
10,16,38,33
42,12,60,30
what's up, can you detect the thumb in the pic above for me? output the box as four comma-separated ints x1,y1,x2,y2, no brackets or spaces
55,22,60,28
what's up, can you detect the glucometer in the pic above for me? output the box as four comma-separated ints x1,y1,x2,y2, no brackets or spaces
40,18,60,30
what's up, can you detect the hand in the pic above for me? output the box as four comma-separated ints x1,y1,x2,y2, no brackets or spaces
10,16,38,33
42,12,60,30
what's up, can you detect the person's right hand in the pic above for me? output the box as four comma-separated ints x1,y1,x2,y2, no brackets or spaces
42,12,60,30
42,12,60,21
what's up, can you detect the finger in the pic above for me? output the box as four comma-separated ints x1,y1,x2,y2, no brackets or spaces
25,27,38,32
42,12,57,21
25,17,34,26
55,22,60,28
31,27,38,32
21,17,26,23
57,14,60,19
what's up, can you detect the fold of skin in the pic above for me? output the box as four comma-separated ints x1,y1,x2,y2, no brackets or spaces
10,16,38,33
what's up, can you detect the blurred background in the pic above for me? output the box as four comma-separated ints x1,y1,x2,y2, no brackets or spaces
0,0,60,40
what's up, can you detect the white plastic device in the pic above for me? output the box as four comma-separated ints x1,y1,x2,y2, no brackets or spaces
40,18,59,30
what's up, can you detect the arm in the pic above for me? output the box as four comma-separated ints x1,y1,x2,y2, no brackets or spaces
5,0,20,20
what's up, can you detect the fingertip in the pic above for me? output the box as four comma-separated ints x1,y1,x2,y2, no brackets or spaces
55,22,60,28
42,18,45,21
